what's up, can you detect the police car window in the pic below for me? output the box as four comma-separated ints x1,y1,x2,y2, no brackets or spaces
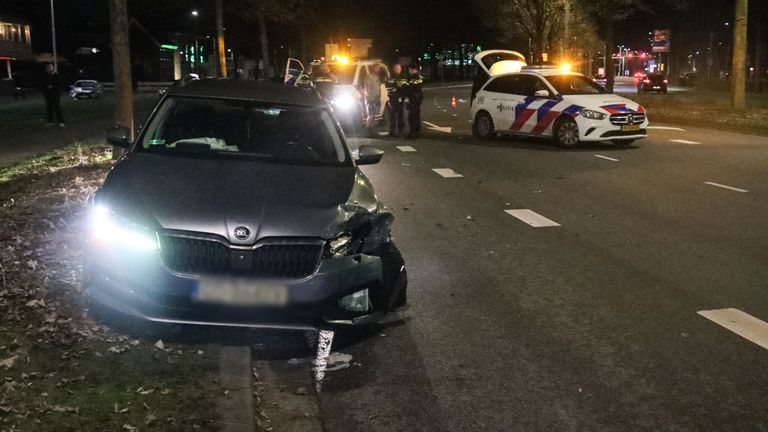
490,76,523,95
547,74,609,95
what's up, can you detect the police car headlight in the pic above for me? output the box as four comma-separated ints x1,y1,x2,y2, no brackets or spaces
580,109,607,120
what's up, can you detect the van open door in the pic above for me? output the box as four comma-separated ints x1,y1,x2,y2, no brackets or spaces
284,58,305,85
471,50,527,105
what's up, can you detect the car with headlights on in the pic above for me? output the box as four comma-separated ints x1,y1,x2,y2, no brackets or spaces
69,80,103,99
471,64,648,147
85,79,407,330
285,58,390,134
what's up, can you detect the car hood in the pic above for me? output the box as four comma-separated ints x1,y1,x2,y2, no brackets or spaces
96,153,360,243
563,94,645,113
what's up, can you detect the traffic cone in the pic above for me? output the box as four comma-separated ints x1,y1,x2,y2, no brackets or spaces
451,96,457,108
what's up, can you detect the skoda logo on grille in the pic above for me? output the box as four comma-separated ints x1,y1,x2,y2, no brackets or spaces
233,226,251,241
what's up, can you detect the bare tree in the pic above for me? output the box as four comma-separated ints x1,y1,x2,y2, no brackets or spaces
477,0,564,62
235,0,304,80
731,0,748,109
108,0,133,155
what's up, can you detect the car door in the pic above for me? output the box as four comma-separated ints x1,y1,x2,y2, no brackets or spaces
284,58,305,85
483,75,525,131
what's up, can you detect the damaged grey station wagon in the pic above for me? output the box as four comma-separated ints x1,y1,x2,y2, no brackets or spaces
84,80,407,330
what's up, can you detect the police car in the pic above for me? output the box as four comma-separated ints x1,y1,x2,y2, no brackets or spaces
471,51,648,147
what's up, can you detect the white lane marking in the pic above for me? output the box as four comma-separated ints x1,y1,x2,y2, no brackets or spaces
423,121,452,134
698,308,768,351
378,131,389,136
504,209,561,228
396,145,417,152
648,126,686,131
423,84,473,91
670,139,701,145
594,154,620,162
432,168,463,178
704,181,748,193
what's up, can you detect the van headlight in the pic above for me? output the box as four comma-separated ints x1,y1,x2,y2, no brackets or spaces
580,109,607,120
91,205,158,251
332,93,357,111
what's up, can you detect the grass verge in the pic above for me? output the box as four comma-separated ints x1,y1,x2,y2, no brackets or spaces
0,144,223,431
619,90,768,135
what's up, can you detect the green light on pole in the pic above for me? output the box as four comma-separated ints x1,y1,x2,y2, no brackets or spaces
160,44,178,50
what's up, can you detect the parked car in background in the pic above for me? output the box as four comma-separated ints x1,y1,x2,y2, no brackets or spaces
593,73,608,87
678,71,698,87
69,80,103,99
638,74,668,93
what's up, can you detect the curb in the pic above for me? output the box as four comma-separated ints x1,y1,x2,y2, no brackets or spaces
218,345,255,432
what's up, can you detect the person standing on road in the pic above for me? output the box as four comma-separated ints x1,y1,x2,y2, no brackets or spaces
386,63,407,137
363,63,383,137
405,63,423,139
42,63,65,127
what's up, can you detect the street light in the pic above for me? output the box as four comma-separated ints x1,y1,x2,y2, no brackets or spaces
191,10,199,74
191,9,199,17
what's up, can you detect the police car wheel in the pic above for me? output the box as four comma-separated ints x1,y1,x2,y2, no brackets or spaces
554,118,580,147
473,112,495,140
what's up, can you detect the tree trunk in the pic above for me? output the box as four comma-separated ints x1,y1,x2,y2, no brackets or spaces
754,16,763,92
604,18,615,92
258,12,272,80
731,0,748,110
216,0,227,78
108,0,133,158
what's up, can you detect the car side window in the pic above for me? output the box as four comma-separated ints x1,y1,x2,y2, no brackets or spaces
496,76,523,95
517,75,543,96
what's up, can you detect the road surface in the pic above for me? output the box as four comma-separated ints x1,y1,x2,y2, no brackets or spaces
273,84,768,431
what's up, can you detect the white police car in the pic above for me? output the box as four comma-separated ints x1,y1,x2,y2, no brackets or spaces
471,52,648,147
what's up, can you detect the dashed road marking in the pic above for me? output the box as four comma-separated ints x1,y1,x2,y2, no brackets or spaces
698,308,768,351
396,145,417,152
378,131,389,136
504,209,561,228
432,168,463,178
704,181,748,193
670,139,701,145
648,126,686,131
594,154,620,162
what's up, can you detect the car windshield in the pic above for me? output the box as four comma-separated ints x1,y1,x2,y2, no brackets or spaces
547,74,610,95
310,63,355,84
137,97,348,166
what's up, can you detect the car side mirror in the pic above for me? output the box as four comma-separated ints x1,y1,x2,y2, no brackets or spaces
357,145,384,165
105,126,132,148
534,89,551,98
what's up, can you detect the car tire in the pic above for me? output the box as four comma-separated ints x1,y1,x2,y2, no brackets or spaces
472,111,496,140
377,242,407,310
554,117,580,148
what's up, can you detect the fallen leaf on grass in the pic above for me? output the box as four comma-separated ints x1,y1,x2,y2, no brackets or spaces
154,340,165,350
44,404,80,414
135,386,155,395
0,355,19,369
122,424,139,431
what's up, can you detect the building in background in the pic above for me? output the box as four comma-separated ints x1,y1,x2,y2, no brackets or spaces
0,15,35,79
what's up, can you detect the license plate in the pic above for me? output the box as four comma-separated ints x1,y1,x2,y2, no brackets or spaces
622,124,641,132
652,86,660,89
195,278,288,306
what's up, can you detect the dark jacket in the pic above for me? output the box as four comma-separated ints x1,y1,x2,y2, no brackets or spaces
42,72,62,98
385,73,408,102
405,73,423,105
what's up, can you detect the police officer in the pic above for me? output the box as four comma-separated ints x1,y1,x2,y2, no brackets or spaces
42,63,65,127
385,64,407,137
405,63,423,139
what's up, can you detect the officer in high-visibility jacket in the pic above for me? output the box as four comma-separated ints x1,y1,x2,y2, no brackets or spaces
404,64,424,139
385,63,407,137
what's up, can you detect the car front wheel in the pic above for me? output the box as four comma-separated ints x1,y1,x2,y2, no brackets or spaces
554,117,580,147
472,112,496,140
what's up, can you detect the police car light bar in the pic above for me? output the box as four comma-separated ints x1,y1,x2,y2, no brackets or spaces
521,65,560,70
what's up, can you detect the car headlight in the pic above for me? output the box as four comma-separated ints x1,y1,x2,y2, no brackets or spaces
91,205,158,251
326,232,360,257
580,109,607,120
332,93,357,111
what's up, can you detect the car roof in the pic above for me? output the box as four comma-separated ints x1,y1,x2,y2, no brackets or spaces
491,70,584,80
166,79,326,107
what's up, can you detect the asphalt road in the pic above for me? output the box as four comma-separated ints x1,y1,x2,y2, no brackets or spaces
295,85,768,431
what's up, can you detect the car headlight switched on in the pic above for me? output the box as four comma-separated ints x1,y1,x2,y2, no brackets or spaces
580,109,607,120
332,93,357,111
91,205,158,251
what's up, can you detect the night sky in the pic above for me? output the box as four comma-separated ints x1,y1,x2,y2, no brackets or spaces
2,0,763,62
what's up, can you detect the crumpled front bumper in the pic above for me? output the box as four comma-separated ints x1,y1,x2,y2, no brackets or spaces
84,242,397,330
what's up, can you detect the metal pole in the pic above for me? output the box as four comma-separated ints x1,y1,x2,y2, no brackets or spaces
50,0,57,71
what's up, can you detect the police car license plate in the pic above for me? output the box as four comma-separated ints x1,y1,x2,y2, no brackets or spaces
622,124,641,132
195,278,287,306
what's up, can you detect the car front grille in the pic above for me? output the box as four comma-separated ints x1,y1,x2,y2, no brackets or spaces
158,235,323,279
610,113,646,125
